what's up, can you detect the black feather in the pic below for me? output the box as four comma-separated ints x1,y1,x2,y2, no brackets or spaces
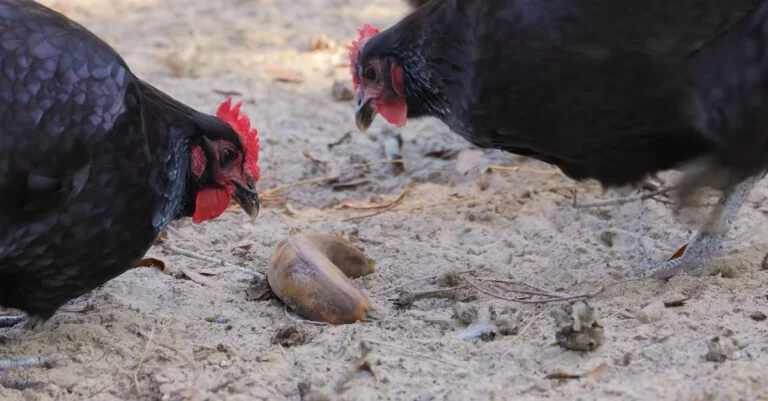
0,0,244,318
357,0,767,190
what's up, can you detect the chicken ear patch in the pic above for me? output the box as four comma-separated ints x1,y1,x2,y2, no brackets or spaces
216,98,260,182
192,187,234,223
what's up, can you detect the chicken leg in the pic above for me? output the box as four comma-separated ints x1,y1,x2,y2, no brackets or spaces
0,315,54,389
643,174,760,279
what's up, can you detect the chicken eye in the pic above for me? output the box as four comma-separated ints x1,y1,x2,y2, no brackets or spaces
220,148,236,167
363,65,377,81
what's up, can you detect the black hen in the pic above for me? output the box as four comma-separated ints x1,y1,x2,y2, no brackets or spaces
350,0,768,279
0,0,261,370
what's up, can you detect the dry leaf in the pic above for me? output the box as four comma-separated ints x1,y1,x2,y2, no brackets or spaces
668,243,688,260
302,150,323,164
284,203,299,216
135,257,167,273
663,295,690,308
341,199,393,210
232,244,253,252
154,230,169,245
544,372,581,380
180,268,215,286
582,362,608,382
266,67,304,84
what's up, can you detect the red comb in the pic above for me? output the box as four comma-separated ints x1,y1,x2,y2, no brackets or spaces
348,24,380,91
216,98,260,182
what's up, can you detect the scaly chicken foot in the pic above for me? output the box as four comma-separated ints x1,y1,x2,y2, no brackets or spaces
643,175,759,279
0,315,57,389
0,316,24,328
0,355,56,390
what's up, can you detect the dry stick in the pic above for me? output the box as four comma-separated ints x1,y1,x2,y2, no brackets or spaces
466,279,602,304
489,165,563,175
260,175,336,198
372,269,477,296
342,185,414,222
350,158,404,168
364,339,463,368
133,326,156,394
162,244,264,279
394,285,470,307
408,197,476,212
573,186,676,209
512,306,553,343
475,277,570,298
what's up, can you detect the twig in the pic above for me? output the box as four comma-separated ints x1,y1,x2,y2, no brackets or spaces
327,132,352,149
393,285,470,308
573,186,676,209
512,306,552,342
364,339,463,368
133,327,156,394
342,185,413,222
489,166,563,175
475,277,569,298
466,279,601,304
372,269,476,296
408,197,476,212
162,244,264,279
349,158,404,168
260,175,336,198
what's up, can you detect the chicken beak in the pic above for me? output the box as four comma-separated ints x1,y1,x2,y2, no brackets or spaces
355,91,377,133
232,179,260,219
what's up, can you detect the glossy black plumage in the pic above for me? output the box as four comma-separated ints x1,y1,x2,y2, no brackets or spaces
357,0,768,190
0,0,248,319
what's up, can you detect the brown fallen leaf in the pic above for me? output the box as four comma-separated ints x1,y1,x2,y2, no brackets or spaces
582,362,609,382
668,243,688,260
302,150,323,164
135,257,167,273
180,268,215,286
663,295,690,308
232,244,253,253
154,230,169,245
266,67,304,84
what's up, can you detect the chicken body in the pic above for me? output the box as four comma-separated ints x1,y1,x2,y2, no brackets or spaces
0,0,260,378
352,0,768,279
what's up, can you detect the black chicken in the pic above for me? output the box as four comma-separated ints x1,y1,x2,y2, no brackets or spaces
0,0,261,374
350,0,768,280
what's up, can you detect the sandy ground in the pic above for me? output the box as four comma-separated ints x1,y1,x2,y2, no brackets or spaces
2,1,768,400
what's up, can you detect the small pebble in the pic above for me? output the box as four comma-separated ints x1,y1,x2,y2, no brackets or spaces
750,311,767,321
331,80,354,101
452,302,479,325
215,316,231,324
552,301,604,351
637,300,666,324
705,335,741,362
494,314,519,336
